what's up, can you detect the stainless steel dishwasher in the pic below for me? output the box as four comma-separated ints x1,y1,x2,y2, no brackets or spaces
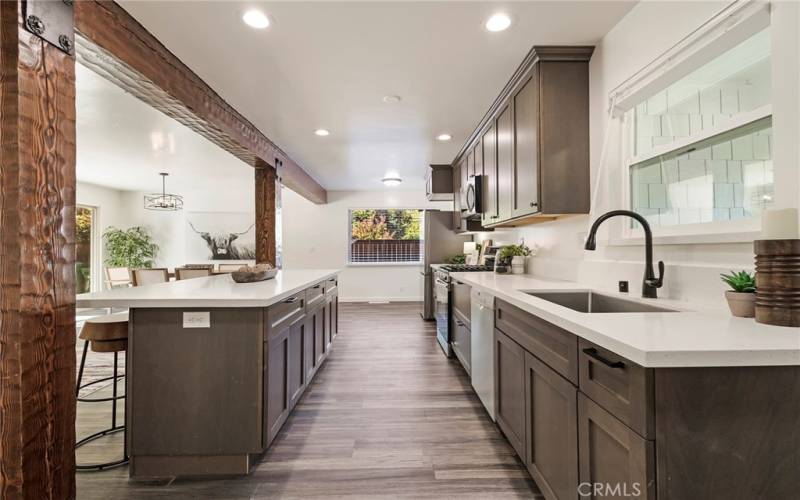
470,288,495,421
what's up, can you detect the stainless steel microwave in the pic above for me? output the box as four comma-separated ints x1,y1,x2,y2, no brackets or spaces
463,174,484,219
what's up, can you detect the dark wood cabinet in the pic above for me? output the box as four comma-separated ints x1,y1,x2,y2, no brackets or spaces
512,72,539,218
481,123,498,224
464,149,472,188
312,303,325,367
493,300,800,499
494,329,526,459
304,309,317,382
473,140,483,178
524,352,578,500
496,104,514,222
578,394,655,500
287,317,306,409
453,162,463,231
451,46,593,228
265,325,290,446
452,318,471,376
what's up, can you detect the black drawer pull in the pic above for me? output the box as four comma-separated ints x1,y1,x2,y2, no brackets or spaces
283,297,299,304
312,284,322,289
456,320,465,327
582,348,625,369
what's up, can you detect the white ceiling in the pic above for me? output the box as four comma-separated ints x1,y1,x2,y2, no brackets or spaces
76,63,254,195
115,1,635,192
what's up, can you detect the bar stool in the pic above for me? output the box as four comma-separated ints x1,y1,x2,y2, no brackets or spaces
75,312,129,471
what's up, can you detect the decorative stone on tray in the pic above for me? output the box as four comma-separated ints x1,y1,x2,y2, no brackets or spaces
231,264,278,283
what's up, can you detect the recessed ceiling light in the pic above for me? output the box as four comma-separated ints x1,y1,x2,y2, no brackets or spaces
242,9,270,29
314,129,330,137
485,13,512,32
437,133,452,142
382,176,403,187
383,95,402,103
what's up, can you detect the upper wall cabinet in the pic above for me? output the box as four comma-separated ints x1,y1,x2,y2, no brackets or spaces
453,46,593,227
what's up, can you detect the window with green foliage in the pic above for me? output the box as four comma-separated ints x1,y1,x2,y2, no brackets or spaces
348,209,424,263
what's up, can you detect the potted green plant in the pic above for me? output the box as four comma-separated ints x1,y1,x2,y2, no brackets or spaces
720,270,756,318
103,226,159,269
497,244,532,274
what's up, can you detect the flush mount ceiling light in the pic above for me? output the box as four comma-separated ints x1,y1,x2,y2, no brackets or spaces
485,13,512,32
436,133,452,142
382,95,402,103
382,176,403,187
314,128,330,137
242,9,270,29
144,173,183,211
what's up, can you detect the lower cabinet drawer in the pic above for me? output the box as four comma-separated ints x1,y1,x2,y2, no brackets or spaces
578,393,655,499
267,292,305,335
305,282,325,308
495,300,578,384
578,339,654,439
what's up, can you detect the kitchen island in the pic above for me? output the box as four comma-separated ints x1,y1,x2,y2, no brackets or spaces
77,269,340,479
449,272,800,500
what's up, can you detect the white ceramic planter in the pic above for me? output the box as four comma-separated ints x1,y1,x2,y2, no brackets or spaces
511,256,525,275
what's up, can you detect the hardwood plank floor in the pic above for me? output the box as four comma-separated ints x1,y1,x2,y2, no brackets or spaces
76,302,541,499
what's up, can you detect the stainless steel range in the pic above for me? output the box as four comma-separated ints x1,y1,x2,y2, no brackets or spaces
434,264,493,356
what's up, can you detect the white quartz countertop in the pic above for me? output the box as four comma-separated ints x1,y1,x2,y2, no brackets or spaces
76,269,340,309
450,272,800,368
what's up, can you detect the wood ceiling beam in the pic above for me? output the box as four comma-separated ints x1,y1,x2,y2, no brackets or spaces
73,1,327,204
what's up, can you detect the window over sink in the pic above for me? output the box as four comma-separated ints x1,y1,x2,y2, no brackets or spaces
625,26,772,232
348,209,424,264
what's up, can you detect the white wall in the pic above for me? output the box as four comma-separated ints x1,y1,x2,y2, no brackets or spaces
282,189,450,302
76,181,127,290
476,1,800,310
77,178,255,285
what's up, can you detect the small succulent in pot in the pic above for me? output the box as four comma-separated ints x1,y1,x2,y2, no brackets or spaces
720,270,756,318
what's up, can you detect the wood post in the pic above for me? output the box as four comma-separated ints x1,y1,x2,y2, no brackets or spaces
0,2,77,498
255,162,277,267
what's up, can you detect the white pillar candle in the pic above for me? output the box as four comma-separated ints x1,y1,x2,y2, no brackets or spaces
761,208,799,240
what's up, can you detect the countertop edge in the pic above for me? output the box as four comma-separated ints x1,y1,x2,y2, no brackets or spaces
454,272,800,368
76,270,340,309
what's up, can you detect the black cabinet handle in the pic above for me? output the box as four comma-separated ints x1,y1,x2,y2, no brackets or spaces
283,297,298,304
530,202,538,208
312,284,322,289
456,320,465,327
582,348,625,369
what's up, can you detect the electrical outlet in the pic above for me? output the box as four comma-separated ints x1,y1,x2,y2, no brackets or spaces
618,281,629,293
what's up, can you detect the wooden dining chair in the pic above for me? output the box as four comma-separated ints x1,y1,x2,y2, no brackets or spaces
131,268,169,286
175,267,213,280
104,267,132,289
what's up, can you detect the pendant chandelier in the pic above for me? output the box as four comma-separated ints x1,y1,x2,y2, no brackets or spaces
144,172,183,211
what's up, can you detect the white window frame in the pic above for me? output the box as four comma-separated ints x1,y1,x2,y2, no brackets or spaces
608,0,775,246
346,208,426,267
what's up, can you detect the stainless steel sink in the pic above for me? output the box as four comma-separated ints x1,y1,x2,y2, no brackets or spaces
524,291,676,313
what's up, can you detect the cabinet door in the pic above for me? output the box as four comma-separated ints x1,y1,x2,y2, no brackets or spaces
512,72,540,218
452,317,471,376
325,297,333,352
578,394,655,500
481,123,498,224
474,140,483,178
314,306,325,366
495,328,526,458
287,318,306,409
331,295,338,339
525,352,578,500
453,164,463,231
304,312,317,382
265,326,290,446
451,279,471,327
464,151,472,189
497,105,514,221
